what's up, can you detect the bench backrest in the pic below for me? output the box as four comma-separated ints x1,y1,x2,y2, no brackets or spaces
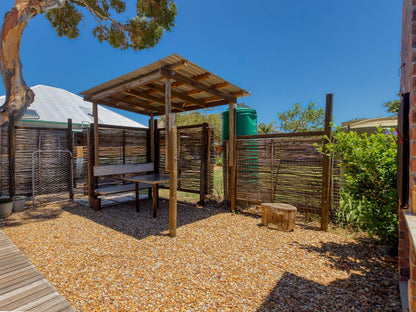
93,163,154,177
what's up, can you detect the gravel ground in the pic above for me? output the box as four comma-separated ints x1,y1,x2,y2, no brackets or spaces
0,200,400,312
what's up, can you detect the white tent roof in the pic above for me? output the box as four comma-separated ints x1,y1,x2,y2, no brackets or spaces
0,85,146,128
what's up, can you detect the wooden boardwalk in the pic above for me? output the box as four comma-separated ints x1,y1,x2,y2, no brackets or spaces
0,230,76,311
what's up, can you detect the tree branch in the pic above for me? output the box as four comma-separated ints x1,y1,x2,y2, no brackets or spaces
0,0,65,126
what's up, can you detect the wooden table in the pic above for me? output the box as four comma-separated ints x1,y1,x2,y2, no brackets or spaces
122,174,183,218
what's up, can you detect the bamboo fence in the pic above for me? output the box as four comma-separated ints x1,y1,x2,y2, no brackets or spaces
0,125,70,197
224,132,340,214
157,123,215,196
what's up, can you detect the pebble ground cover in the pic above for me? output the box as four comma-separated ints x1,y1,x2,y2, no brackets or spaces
0,200,400,311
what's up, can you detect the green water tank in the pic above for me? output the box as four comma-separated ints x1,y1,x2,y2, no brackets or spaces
222,104,257,140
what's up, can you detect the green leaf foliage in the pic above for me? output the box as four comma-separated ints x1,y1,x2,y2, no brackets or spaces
277,102,324,132
382,99,399,117
317,127,398,246
257,121,276,134
162,110,222,144
44,0,177,51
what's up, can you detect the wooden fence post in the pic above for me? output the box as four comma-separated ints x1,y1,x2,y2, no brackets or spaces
321,93,334,231
200,122,208,204
154,122,160,174
168,113,178,237
8,118,15,198
67,119,74,200
229,103,237,212
87,127,93,209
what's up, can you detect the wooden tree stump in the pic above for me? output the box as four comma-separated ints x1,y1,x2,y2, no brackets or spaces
260,203,297,231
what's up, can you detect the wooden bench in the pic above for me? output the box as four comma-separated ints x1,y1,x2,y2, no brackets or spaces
92,163,154,210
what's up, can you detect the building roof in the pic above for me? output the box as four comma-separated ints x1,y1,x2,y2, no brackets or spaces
0,85,146,128
80,54,250,116
341,117,397,133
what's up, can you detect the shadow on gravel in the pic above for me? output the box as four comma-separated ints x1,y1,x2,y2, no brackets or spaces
258,240,400,312
61,199,226,241
0,205,63,228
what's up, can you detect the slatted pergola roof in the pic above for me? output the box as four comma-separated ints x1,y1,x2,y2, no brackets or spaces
80,54,250,116
81,54,248,236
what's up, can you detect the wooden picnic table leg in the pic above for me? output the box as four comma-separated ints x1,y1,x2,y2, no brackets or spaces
152,184,158,218
135,182,140,212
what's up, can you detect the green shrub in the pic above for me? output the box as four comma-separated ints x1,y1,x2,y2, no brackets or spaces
318,127,398,246
215,156,223,166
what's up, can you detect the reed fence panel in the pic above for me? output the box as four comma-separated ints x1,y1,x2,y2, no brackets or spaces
0,125,69,196
83,125,149,191
157,124,214,195
225,133,340,214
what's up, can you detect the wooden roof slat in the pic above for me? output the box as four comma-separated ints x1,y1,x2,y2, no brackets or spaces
88,70,164,102
102,97,161,115
81,54,250,114
192,73,210,81
125,90,165,105
186,89,205,96
171,81,186,88
148,83,205,108
203,96,223,103
214,82,229,89
160,68,237,103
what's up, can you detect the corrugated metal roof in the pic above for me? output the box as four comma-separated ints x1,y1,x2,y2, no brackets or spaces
80,54,250,116
0,85,146,128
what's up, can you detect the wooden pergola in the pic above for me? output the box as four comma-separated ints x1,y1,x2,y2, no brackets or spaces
80,54,250,237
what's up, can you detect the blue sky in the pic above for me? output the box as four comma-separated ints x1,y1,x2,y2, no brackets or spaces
0,0,402,127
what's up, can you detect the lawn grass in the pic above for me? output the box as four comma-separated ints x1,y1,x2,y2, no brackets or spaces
159,166,224,203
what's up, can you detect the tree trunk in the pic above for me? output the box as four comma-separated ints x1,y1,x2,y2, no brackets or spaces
0,0,65,127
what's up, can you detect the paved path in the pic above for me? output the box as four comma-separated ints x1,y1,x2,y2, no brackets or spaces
0,229,76,311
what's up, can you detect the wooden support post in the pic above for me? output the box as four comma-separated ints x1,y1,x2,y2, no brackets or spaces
164,77,178,237
122,130,127,185
67,119,74,200
177,129,181,190
93,102,99,167
165,78,171,172
206,127,212,197
228,103,237,212
223,141,228,200
87,127,93,209
200,123,208,204
154,121,160,174
153,184,158,218
147,118,153,198
150,113,155,163
8,118,15,198
321,93,334,231
168,113,178,237
122,130,126,164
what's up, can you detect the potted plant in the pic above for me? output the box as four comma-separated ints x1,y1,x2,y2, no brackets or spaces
0,197,13,217
13,196,26,212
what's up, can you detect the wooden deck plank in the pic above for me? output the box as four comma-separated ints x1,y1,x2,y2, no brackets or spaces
0,266,34,281
14,293,60,311
0,249,21,260
0,273,44,296
0,260,32,275
0,229,76,311
0,268,42,289
33,295,74,312
0,280,52,309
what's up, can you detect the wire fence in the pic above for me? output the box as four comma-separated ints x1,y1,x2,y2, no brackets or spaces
32,150,73,206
